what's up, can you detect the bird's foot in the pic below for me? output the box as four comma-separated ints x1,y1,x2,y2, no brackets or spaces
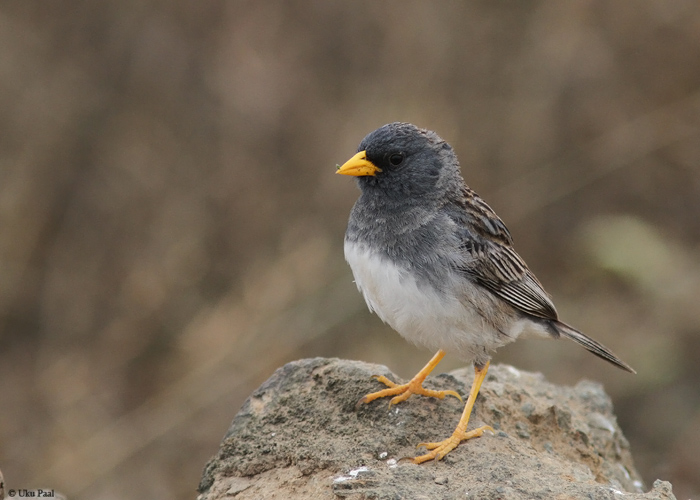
357,374,461,409
413,425,494,464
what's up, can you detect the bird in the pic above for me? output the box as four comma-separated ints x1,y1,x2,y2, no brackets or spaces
336,122,635,464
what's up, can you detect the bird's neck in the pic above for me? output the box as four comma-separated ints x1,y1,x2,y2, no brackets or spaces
348,193,443,246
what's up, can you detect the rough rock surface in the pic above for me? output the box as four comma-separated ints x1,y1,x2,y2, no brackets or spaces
197,358,675,500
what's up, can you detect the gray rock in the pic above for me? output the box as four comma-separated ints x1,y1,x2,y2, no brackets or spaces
197,358,675,500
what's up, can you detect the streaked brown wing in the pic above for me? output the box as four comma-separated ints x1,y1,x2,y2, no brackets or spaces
461,241,558,320
454,188,558,320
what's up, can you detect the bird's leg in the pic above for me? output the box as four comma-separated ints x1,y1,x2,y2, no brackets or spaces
357,350,461,408
413,360,494,464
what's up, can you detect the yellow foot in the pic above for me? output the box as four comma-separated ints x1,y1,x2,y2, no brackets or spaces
413,425,494,464
356,350,461,409
411,360,493,464
357,374,462,408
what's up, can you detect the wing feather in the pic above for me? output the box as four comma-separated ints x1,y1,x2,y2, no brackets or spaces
453,187,558,320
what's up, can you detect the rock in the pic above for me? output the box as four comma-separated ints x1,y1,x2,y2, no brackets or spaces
197,358,675,500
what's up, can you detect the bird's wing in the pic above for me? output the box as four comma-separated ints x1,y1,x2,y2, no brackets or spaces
457,187,515,246
453,188,559,321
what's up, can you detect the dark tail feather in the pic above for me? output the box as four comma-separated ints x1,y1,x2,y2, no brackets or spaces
554,321,636,374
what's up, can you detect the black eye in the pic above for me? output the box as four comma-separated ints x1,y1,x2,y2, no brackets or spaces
388,153,404,166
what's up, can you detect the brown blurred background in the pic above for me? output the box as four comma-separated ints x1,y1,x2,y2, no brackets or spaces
1,2,699,499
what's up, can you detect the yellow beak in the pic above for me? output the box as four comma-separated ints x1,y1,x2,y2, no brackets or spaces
335,150,382,177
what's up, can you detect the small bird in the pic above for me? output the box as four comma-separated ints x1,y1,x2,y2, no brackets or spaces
336,122,635,464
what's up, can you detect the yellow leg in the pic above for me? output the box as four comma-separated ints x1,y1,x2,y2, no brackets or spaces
357,350,462,408
413,361,494,464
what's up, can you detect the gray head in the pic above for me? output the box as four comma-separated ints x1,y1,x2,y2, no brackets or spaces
337,123,464,202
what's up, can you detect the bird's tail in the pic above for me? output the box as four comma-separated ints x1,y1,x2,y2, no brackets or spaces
554,321,636,374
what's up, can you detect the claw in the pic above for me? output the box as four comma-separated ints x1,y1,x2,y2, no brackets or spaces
413,425,494,463
357,351,493,464
356,351,462,409
411,362,493,463
357,375,462,409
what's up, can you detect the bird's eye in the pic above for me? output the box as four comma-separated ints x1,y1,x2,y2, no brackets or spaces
388,153,404,166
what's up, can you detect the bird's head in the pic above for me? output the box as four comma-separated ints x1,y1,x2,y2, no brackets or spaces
336,122,462,201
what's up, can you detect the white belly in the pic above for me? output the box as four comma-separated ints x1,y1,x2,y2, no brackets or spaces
344,241,514,362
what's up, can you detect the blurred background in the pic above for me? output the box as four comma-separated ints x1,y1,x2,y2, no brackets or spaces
1,1,699,499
